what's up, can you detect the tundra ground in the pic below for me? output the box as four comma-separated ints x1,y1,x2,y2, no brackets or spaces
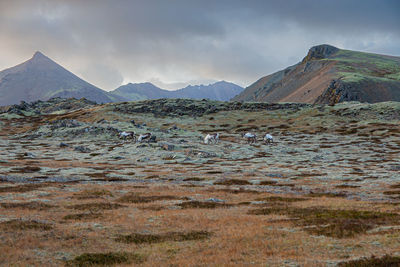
0,99,399,266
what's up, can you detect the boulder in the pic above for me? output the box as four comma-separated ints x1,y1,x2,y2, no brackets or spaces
74,146,91,153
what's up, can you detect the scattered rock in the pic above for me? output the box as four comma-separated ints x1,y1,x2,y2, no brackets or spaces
197,151,217,158
160,143,175,151
162,154,176,160
137,157,150,162
206,198,225,203
137,144,147,148
169,125,179,130
74,146,91,153
50,119,81,130
149,135,157,143
59,142,69,148
390,165,400,171
312,155,324,161
24,152,36,158
266,173,283,178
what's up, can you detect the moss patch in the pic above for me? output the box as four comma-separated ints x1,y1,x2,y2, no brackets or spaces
338,254,400,267
248,207,400,238
335,184,361,189
117,193,181,203
0,201,55,210
383,190,400,195
259,180,278,185
389,183,400,189
178,201,232,209
0,219,52,231
0,183,49,193
116,231,211,244
10,166,41,173
73,189,113,199
66,252,145,266
183,177,205,181
211,188,261,194
214,179,252,185
307,191,347,198
255,196,309,202
63,213,103,221
67,202,125,211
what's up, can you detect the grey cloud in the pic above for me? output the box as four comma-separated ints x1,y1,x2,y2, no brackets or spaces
0,0,399,89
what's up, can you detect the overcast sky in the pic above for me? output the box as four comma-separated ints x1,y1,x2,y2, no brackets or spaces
0,0,399,90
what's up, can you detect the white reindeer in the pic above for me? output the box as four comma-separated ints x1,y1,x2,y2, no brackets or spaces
242,132,257,144
138,133,152,143
263,133,273,144
204,133,219,144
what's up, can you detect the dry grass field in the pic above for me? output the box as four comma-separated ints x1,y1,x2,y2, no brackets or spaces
0,98,400,266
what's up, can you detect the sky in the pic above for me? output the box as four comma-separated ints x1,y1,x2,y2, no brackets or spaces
0,0,399,91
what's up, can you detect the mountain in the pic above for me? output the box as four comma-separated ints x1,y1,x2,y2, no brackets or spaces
108,82,169,101
232,44,400,104
109,81,243,101
168,81,244,101
0,51,242,106
0,51,115,105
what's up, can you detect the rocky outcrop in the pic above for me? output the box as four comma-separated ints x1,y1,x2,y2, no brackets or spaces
113,98,310,117
1,97,97,115
314,80,360,105
302,44,340,63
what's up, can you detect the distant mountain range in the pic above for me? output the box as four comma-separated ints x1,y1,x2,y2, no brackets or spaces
233,44,400,104
0,52,243,106
109,81,243,102
2,45,400,106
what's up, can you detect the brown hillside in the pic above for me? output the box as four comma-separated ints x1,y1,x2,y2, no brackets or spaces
233,44,400,104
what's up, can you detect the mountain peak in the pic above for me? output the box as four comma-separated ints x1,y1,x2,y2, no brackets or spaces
32,51,47,59
0,50,114,105
29,51,55,66
302,44,339,63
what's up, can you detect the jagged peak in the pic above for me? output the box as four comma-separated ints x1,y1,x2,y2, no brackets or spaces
302,44,340,63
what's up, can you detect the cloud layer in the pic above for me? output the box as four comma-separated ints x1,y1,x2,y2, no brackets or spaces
0,0,399,90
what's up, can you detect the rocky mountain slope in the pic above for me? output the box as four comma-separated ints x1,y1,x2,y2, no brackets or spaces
109,81,244,101
0,52,116,105
233,44,400,104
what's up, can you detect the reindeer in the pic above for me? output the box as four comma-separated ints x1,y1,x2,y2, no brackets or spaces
242,132,257,144
204,133,219,144
138,133,152,143
263,133,273,144
119,131,136,142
